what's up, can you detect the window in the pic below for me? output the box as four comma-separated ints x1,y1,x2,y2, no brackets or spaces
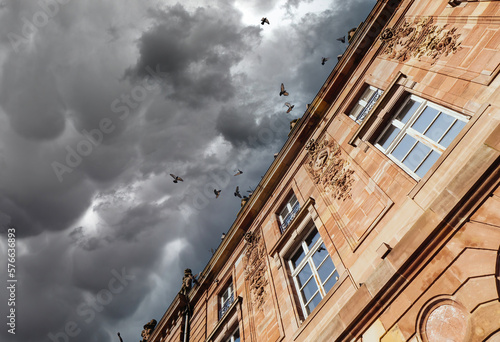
225,328,240,342
374,95,467,179
289,226,339,317
278,193,300,233
219,282,234,320
349,86,383,123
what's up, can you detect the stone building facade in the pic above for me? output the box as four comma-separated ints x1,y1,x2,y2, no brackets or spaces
145,0,500,341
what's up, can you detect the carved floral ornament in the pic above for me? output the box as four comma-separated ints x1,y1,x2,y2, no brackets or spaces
305,138,354,201
243,231,268,310
380,17,461,63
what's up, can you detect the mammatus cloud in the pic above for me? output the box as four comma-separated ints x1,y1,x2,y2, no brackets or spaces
0,0,377,341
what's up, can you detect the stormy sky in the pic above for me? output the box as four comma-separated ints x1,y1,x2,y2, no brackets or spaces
0,0,376,341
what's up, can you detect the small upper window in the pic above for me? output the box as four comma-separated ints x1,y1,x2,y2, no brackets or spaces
349,86,383,124
374,95,467,179
278,193,300,233
225,328,240,342
289,225,339,317
219,282,234,320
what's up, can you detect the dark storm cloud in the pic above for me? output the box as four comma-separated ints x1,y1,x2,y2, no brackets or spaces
0,0,379,341
0,52,66,140
216,105,290,148
125,3,261,107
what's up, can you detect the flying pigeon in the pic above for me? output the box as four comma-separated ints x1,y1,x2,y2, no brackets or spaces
284,102,294,113
214,189,221,198
170,174,184,183
280,83,289,96
234,186,242,198
234,169,243,176
337,36,346,43
321,57,329,65
261,17,270,25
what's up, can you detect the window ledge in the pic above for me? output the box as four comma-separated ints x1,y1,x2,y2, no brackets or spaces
269,197,316,257
206,296,242,342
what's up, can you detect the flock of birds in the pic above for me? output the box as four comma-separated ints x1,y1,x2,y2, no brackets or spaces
168,17,348,202
119,14,350,342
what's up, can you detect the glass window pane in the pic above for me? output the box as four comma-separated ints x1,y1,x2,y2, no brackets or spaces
391,134,417,162
316,257,335,283
439,120,466,148
323,270,340,293
306,292,322,315
424,113,455,142
279,205,290,220
300,277,319,303
233,329,240,342
296,262,313,287
415,150,441,178
305,229,320,250
411,106,439,133
312,244,329,268
402,142,431,171
396,99,420,124
291,246,306,270
378,125,401,151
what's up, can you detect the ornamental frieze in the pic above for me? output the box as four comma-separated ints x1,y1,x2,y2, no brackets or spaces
243,231,268,310
305,138,354,201
380,17,461,62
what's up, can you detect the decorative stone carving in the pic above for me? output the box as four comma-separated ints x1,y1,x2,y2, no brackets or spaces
140,319,157,342
305,137,354,201
380,17,461,63
243,231,268,310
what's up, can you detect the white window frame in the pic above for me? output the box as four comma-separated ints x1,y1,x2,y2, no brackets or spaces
278,194,299,231
288,225,339,317
219,282,234,320
224,327,240,342
348,85,384,124
374,94,468,180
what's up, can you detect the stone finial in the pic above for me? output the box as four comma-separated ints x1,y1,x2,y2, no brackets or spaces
140,319,157,342
180,268,198,296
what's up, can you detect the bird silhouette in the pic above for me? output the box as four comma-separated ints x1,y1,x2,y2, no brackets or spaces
321,57,329,65
214,189,221,198
280,83,289,96
234,169,243,176
234,186,242,198
337,36,346,43
170,174,184,183
284,102,295,113
261,17,270,25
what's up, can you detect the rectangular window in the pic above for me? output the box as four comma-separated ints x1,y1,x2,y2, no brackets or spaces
278,194,300,233
349,86,384,124
289,226,339,317
225,328,240,342
219,282,234,320
374,95,467,179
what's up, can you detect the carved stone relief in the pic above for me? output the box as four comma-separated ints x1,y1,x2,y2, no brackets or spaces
243,231,268,310
305,138,354,201
380,17,461,63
